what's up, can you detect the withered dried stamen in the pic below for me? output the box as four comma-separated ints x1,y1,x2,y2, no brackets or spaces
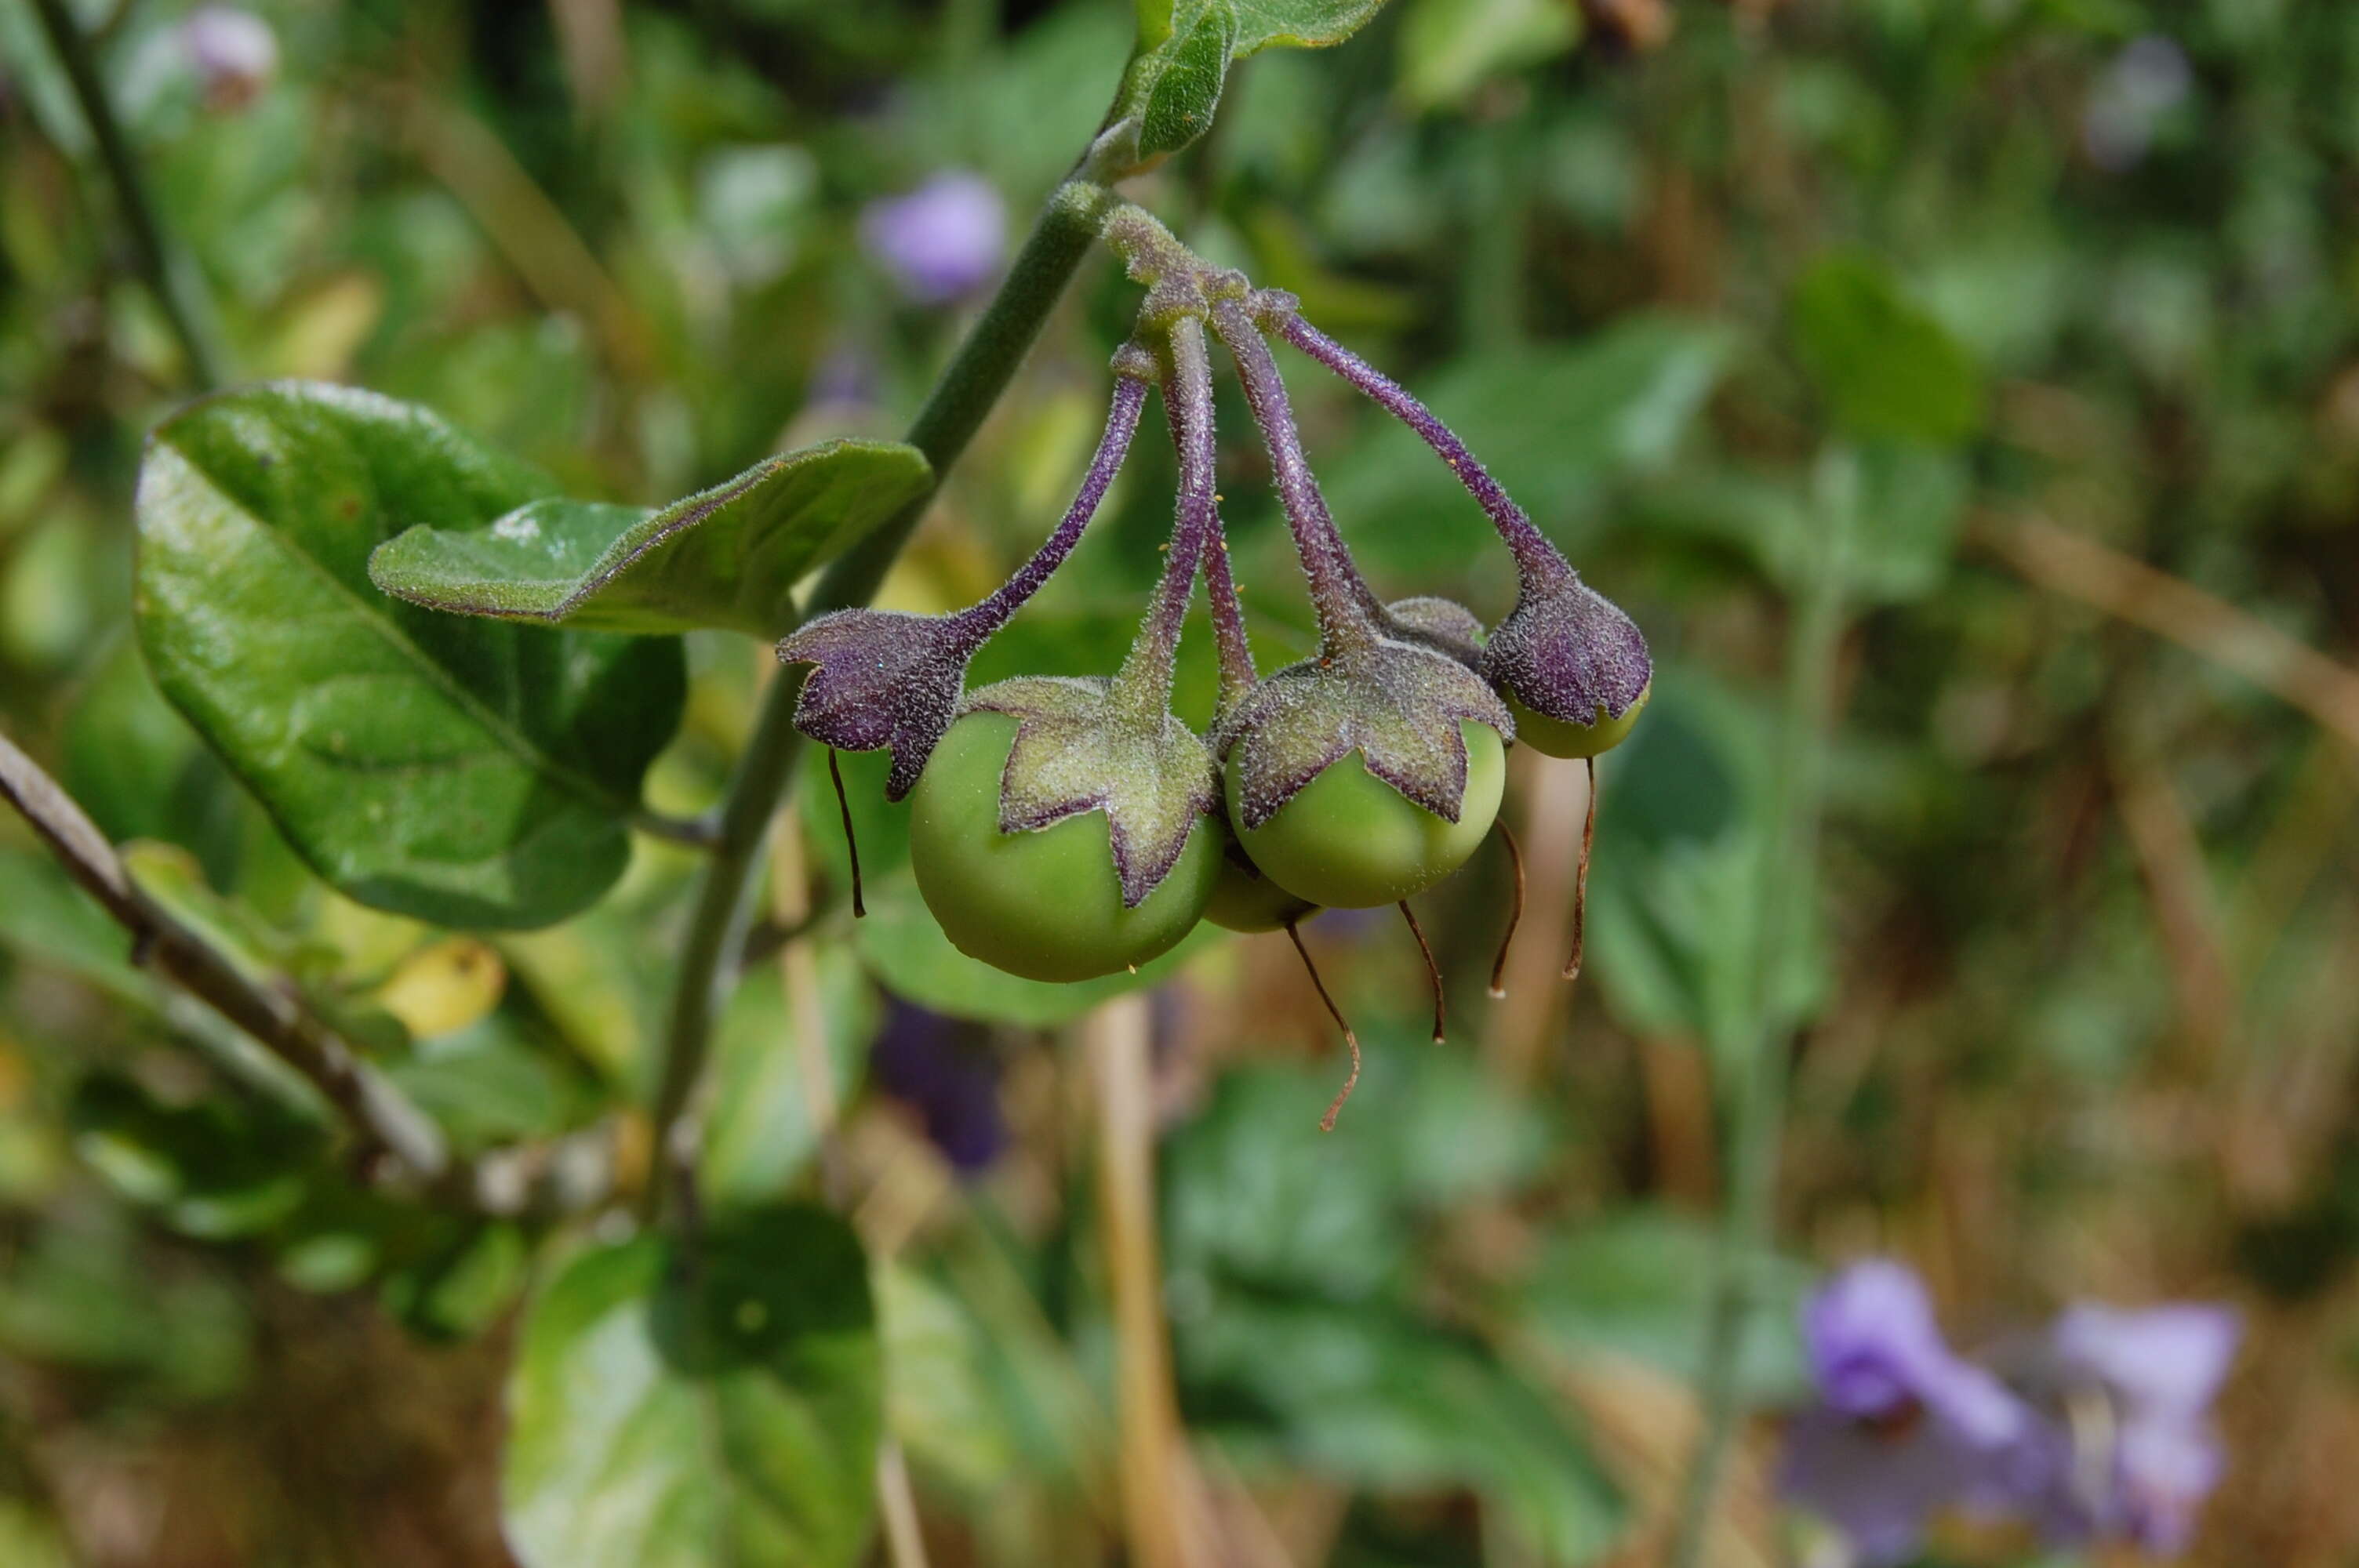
1488,818,1525,999
827,749,864,919
1285,918,1360,1131
1398,900,1445,1044
1563,757,1597,982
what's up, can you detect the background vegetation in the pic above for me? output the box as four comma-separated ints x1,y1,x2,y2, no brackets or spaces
2,0,2356,1563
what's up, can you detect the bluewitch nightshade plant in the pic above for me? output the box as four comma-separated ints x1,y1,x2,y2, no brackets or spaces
1781,1258,2240,1564
779,201,1652,1123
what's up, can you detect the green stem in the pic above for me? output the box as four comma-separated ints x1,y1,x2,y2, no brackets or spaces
28,0,227,389
645,180,1114,1221
1666,449,1856,1567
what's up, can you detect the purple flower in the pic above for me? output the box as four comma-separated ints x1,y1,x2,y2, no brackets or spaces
860,173,1008,304
179,7,278,112
2082,34,2192,172
1780,1261,2044,1565
2027,1302,2241,1555
868,1001,1005,1173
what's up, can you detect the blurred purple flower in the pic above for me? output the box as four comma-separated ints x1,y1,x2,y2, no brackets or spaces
180,6,278,112
869,1000,1005,1173
860,172,1007,304
2027,1302,2241,1555
1781,1261,2241,1563
2083,34,2192,172
1780,1261,2043,1565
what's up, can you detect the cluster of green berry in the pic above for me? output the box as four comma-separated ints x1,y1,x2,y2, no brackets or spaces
779,205,1648,1123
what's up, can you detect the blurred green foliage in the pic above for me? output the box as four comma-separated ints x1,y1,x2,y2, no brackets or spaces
3,0,2359,1564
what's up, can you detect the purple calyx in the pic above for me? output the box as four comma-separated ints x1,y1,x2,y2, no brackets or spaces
777,358,1152,798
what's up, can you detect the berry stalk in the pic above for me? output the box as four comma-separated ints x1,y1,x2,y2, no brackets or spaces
961,358,1154,642
1210,299,1384,655
1271,309,1571,594
1112,318,1216,723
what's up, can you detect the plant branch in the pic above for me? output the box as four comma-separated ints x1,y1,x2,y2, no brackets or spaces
645,180,1116,1225
28,0,226,389
0,728,449,1185
1667,453,1856,1566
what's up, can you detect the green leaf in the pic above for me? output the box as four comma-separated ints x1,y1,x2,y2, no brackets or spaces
1513,1209,1812,1403
1791,252,1986,445
366,441,933,639
1398,0,1581,111
1115,0,1389,171
1180,1297,1621,1556
135,383,686,930
1584,669,1828,1069
1137,0,1387,54
1227,0,1391,53
1136,4,1238,162
503,1205,882,1568
698,954,876,1212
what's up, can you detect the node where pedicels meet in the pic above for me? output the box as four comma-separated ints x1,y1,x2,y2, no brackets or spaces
907,307,1227,982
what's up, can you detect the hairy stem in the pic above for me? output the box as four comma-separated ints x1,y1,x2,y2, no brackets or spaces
1210,301,1380,654
28,0,226,389
648,180,1114,1224
1274,311,1566,592
1667,456,1856,1566
1201,508,1256,713
1114,317,1216,720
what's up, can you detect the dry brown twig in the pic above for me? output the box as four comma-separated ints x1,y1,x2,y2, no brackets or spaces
0,727,609,1217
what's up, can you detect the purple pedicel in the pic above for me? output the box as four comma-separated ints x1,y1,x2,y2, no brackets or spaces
1779,1261,2045,1566
780,365,1150,797
860,172,1009,305
1107,315,1219,708
1209,299,1386,651
1271,307,1564,590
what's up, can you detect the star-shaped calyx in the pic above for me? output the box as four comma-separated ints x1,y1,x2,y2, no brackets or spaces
964,676,1219,907
776,607,983,800
1479,567,1652,732
1216,637,1514,830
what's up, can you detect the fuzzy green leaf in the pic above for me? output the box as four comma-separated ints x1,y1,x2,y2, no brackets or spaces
1116,0,1389,171
1138,0,1386,53
368,441,932,638
503,1205,882,1568
1137,4,1238,162
135,383,685,930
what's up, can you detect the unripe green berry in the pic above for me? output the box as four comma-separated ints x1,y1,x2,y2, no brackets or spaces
1225,720,1506,909
1203,838,1318,933
1507,678,1649,760
911,713,1218,982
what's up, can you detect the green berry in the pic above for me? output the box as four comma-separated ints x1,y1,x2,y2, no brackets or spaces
1505,679,1649,759
911,712,1218,982
1203,837,1318,933
1225,720,1506,909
